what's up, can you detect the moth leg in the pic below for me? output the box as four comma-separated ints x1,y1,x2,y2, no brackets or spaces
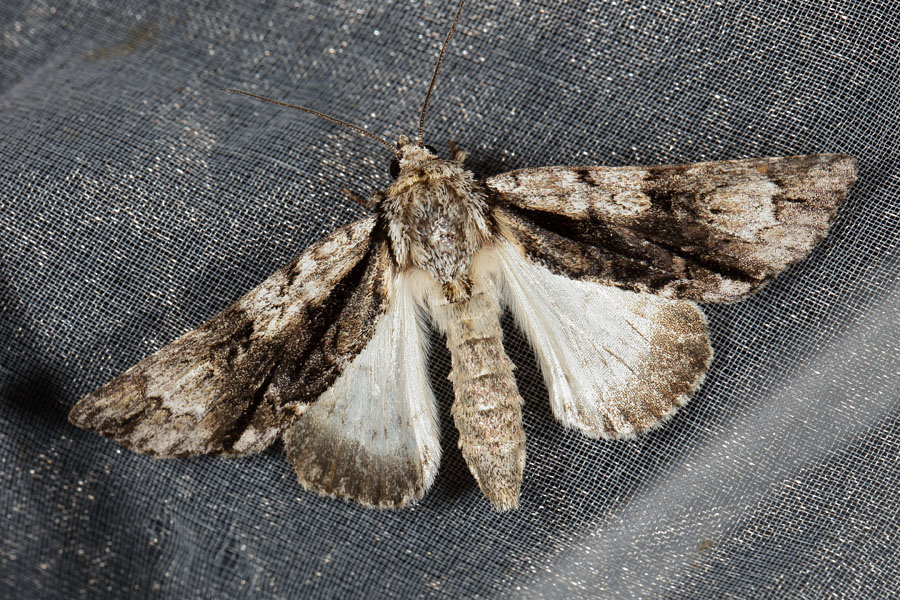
429,270,525,511
363,190,386,210
341,187,367,207
449,140,468,163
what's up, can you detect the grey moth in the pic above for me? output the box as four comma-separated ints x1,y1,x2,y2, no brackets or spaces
70,0,857,510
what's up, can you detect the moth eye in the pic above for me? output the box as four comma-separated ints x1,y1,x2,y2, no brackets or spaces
425,144,438,155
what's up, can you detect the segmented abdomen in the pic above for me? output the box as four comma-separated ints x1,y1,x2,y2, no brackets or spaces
431,277,525,510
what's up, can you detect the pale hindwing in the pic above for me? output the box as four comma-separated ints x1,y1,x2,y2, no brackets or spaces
496,242,712,439
488,154,857,302
284,271,440,508
68,216,392,458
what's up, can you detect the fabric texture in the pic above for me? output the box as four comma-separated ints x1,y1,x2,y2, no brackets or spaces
1,0,896,597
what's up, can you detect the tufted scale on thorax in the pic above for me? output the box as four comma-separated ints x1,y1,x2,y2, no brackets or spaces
376,135,494,301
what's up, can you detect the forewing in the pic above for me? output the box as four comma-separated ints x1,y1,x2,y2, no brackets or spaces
284,271,440,508
496,242,711,439
69,216,394,457
488,154,856,302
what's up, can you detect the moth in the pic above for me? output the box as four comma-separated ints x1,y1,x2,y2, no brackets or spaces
69,0,857,511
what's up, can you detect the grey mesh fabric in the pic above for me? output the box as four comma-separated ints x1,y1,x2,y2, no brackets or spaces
1,0,896,598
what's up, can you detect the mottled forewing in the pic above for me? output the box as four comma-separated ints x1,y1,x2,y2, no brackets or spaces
488,154,856,302
69,216,394,457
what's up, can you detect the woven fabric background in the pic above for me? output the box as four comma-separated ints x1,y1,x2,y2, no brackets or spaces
2,0,897,598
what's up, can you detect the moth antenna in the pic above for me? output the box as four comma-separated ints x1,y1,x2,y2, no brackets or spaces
222,88,402,159
417,0,466,146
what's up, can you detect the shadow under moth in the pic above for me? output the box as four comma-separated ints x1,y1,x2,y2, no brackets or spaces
69,0,857,511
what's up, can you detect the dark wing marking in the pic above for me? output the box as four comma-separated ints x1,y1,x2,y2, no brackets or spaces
487,154,857,302
69,216,395,457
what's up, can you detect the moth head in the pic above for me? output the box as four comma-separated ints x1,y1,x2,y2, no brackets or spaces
390,135,439,178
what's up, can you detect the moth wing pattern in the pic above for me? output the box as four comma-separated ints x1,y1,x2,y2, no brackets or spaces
488,154,857,302
494,241,711,439
64,0,860,512
68,215,394,458
284,271,440,508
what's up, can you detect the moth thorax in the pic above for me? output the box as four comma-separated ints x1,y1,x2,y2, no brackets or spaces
383,160,492,298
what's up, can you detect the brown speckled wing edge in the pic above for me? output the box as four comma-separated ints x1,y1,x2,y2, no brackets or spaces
68,215,395,458
487,154,857,302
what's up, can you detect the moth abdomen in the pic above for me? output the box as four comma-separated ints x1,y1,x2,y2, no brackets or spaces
429,270,525,511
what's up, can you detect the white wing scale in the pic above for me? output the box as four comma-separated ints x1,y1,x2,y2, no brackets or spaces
495,241,712,439
284,271,440,508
